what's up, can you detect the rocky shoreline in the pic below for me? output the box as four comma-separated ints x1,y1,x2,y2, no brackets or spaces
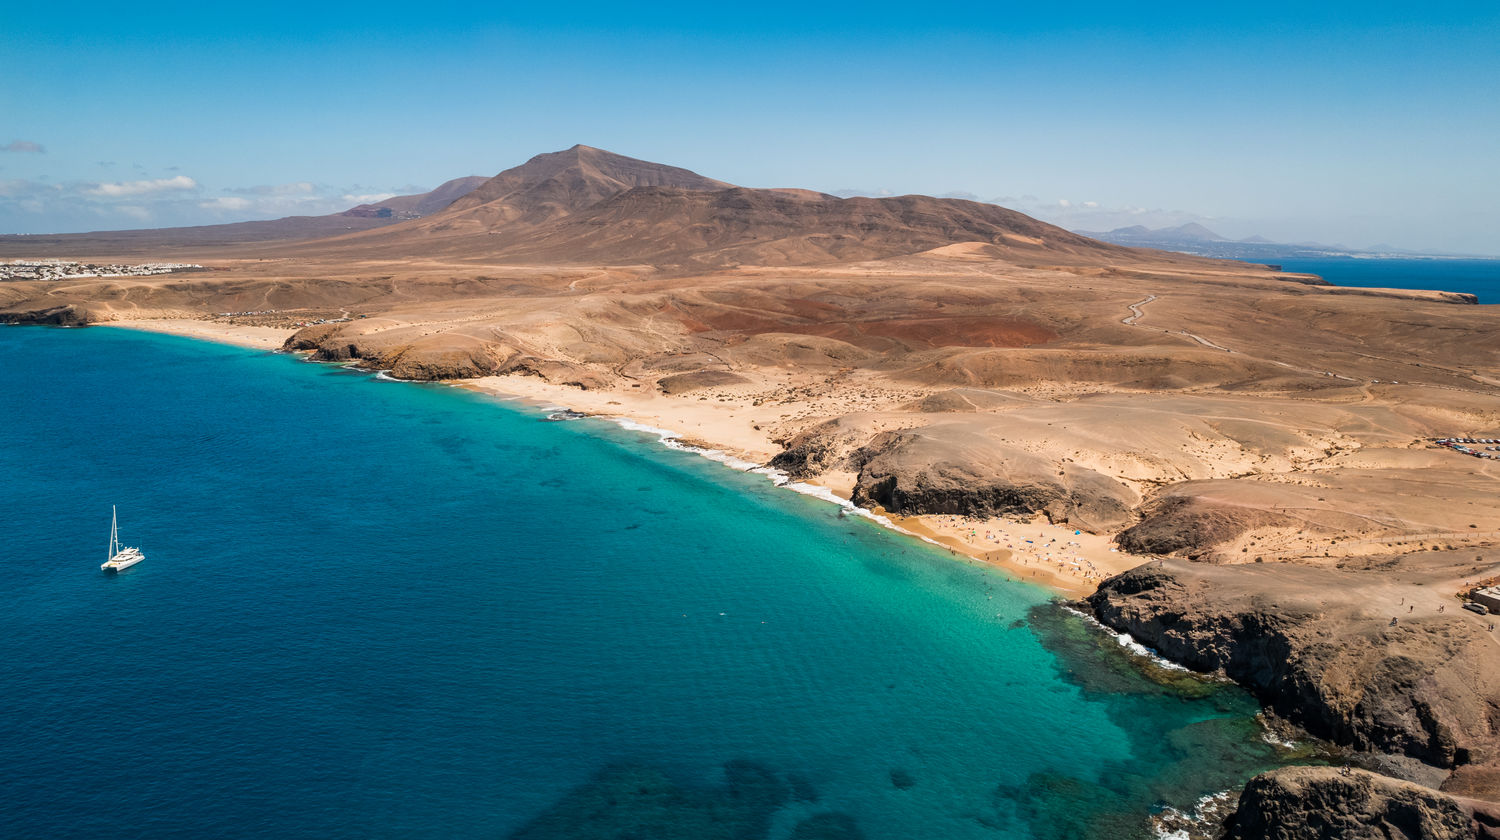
1087,561,1500,838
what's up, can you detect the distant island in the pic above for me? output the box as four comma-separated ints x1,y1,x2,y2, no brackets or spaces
1076,222,1496,263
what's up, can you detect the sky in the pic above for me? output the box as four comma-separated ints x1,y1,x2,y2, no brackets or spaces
4,1,1498,254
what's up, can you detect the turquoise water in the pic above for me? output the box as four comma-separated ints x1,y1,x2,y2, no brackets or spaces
0,326,1293,839
1276,257,1500,304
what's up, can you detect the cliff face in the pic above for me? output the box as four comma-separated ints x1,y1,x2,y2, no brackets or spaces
0,304,98,326
1227,767,1480,840
850,428,1138,532
282,323,609,385
1089,561,1500,838
1115,496,1299,558
1088,562,1500,773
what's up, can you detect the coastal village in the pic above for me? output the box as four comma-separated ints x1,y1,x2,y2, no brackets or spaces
0,259,201,282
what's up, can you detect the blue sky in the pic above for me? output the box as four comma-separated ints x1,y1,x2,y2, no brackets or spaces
4,1,1497,253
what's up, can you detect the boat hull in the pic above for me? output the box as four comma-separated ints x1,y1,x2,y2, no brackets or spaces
102,551,145,572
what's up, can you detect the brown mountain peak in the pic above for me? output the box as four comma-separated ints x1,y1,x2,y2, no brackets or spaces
435,145,733,227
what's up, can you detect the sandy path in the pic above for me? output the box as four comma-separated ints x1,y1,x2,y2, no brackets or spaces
1122,294,1156,325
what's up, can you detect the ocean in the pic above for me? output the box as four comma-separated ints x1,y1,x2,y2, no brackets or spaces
1275,257,1500,304
0,326,1302,839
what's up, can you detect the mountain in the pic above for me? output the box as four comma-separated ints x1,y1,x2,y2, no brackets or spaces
341,175,490,219
436,144,733,227
1166,222,1227,242
1077,224,1350,262
1079,223,1227,245
0,175,488,256
3,144,1208,269
1075,224,1481,262
284,146,1150,268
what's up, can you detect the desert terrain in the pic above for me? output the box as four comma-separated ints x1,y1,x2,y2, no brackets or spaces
5,145,1500,832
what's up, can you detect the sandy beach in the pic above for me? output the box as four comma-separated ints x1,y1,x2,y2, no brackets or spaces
106,318,294,350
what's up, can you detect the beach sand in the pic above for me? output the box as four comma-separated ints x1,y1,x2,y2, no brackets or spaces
106,318,293,350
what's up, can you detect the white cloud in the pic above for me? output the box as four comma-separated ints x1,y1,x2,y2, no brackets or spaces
831,187,894,198
230,181,317,196
341,192,397,204
200,196,252,211
90,175,199,197
1,175,435,233
1,140,45,153
988,194,1216,234
0,178,58,198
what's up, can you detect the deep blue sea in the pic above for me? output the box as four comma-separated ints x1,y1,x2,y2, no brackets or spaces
0,327,1300,840
1275,257,1500,304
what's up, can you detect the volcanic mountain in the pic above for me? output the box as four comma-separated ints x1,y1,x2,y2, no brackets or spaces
2,144,1177,269
285,144,1147,268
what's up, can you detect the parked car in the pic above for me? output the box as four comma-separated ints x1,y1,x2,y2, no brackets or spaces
1463,602,1489,615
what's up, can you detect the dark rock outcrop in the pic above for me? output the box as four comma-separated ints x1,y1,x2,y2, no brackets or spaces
0,304,98,326
1088,562,1500,777
1226,767,1475,840
283,323,609,385
1118,496,1299,558
769,419,868,479
851,428,1137,531
656,369,748,394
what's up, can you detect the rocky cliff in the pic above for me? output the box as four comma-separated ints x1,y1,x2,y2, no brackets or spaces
1088,560,1500,837
1089,562,1500,772
282,322,608,385
850,427,1138,532
1226,767,1486,840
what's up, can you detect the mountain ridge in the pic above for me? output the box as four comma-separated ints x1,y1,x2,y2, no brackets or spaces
2,145,1216,270
275,145,1164,269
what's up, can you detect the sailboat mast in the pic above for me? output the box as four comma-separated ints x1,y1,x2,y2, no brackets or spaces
110,505,118,559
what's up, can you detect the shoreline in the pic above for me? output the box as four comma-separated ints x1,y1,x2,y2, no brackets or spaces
100,316,1152,597
104,318,293,350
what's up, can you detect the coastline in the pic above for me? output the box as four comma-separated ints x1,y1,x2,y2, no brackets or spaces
105,318,293,350
100,316,1150,597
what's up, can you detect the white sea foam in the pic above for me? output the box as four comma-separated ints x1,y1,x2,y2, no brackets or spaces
1151,790,1237,840
597,415,950,546
1061,606,1191,672
1261,730,1298,749
1256,713,1299,749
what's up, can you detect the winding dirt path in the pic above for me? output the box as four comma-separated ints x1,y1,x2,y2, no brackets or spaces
1122,294,1155,325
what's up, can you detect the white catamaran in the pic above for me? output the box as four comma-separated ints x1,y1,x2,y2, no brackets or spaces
101,506,145,572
